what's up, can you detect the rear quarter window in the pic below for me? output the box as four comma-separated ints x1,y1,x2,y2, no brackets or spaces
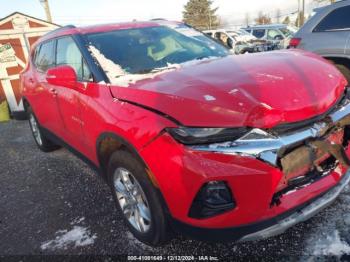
314,6,350,32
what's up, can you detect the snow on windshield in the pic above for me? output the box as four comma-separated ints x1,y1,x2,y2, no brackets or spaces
88,45,126,80
89,43,220,87
86,24,229,87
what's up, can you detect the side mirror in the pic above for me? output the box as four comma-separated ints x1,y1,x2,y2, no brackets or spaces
46,65,77,88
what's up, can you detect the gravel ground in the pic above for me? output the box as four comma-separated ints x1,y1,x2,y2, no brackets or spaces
1,120,350,260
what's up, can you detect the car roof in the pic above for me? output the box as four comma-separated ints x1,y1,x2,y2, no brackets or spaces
37,20,179,44
314,0,350,12
243,24,287,30
203,29,238,33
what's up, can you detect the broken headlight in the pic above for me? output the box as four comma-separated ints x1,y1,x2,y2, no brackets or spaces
189,128,282,166
166,127,251,145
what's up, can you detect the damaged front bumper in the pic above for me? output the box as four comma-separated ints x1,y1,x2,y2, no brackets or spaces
141,90,350,240
171,168,350,242
239,168,350,241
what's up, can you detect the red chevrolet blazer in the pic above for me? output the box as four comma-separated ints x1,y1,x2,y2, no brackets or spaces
20,20,350,246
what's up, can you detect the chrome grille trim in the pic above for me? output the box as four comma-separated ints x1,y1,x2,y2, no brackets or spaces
191,99,350,166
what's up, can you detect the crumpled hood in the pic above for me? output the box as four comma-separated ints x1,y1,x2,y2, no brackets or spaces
109,50,347,128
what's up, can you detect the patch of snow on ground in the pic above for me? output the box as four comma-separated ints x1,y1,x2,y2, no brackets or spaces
303,185,350,257
310,230,350,256
41,226,97,250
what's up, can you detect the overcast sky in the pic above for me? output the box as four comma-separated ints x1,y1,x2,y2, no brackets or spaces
1,0,325,26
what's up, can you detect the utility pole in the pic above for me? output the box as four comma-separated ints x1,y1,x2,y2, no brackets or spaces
301,0,305,26
39,0,52,23
297,0,300,27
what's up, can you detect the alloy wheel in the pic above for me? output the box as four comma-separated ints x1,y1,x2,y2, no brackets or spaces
113,167,151,233
29,114,43,146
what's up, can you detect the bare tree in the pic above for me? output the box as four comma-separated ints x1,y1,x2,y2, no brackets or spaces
313,0,336,3
295,11,306,27
282,16,291,25
255,11,272,25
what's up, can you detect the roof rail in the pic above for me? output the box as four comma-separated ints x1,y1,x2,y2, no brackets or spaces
43,24,76,37
150,18,168,21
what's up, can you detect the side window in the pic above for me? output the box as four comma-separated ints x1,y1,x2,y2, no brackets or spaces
56,36,92,81
267,29,283,40
214,32,221,41
35,40,55,72
252,29,265,38
314,6,350,32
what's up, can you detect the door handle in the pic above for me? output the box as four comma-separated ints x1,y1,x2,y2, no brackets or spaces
49,88,58,96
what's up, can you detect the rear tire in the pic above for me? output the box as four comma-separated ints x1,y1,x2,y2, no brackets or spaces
107,150,172,246
27,107,60,152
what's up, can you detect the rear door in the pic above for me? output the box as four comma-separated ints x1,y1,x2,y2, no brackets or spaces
30,39,63,135
306,6,350,56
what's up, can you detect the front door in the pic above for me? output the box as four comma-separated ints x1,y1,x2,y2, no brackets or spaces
53,36,92,153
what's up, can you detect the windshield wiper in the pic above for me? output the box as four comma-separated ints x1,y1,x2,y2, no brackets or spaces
195,56,210,60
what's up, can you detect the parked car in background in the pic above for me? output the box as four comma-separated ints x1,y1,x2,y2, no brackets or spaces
243,24,297,48
21,20,350,246
204,29,278,54
290,0,350,82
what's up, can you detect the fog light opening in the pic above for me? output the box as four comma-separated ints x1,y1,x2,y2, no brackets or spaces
189,181,235,219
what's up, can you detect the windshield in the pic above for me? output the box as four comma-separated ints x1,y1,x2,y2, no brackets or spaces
85,25,230,75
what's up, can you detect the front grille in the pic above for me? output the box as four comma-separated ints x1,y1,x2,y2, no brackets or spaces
271,156,338,207
268,88,350,206
271,124,349,207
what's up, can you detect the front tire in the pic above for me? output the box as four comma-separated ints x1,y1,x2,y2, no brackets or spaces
27,107,60,152
107,150,171,246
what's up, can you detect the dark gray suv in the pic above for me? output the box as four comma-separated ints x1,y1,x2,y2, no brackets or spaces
290,0,350,82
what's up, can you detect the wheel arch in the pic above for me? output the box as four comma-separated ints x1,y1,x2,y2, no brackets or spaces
323,56,350,83
96,131,172,215
325,56,350,68
96,132,156,184
22,96,30,111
